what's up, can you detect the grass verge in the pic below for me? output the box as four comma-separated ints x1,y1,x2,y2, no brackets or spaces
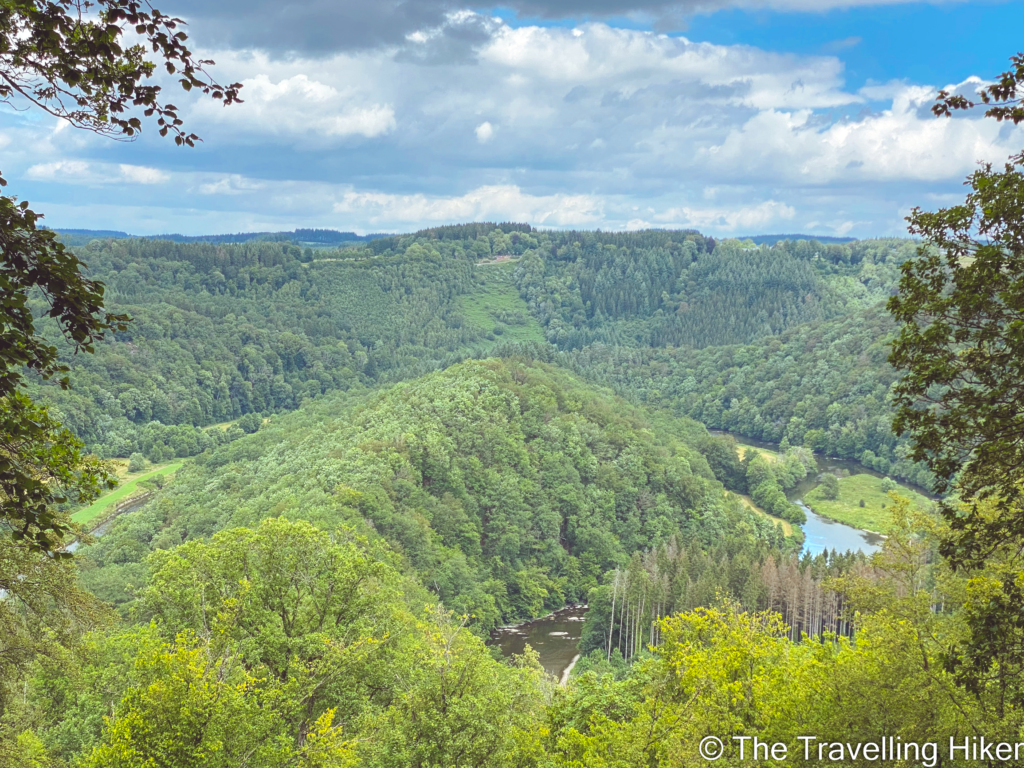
72,462,183,526
737,494,795,536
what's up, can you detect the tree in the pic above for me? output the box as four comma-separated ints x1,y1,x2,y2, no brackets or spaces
1,1,241,552
0,1,241,144
888,53,1024,567
367,607,545,768
819,473,839,500
0,527,111,719
237,412,261,434
84,632,357,768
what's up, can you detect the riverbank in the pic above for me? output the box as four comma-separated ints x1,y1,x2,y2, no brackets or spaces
72,461,182,527
493,603,588,632
734,493,795,537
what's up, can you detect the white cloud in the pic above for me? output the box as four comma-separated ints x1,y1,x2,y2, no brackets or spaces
697,81,1021,184
17,13,1024,238
198,174,268,195
652,200,796,230
475,121,495,143
26,160,91,182
118,164,169,184
191,72,396,140
25,161,167,185
171,19,1022,194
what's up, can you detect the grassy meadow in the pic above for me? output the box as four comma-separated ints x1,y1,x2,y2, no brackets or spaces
803,473,933,533
459,264,546,344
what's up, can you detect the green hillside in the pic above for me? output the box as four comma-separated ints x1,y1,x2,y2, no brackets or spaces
79,358,787,626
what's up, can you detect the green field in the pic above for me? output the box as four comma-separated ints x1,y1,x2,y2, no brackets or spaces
72,462,183,526
803,473,932,533
736,444,779,464
459,265,546,344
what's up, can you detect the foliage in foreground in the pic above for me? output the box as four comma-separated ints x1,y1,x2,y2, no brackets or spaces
7,518,545,768
12,503,1021,768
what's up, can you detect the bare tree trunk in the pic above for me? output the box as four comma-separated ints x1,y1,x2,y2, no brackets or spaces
608,570,618,662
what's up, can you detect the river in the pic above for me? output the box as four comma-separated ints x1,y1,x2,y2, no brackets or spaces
488,604,588,682
709,430,928,557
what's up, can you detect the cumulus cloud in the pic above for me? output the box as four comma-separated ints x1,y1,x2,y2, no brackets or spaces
19,14,1022,238
176,20,1020,189
26,161,168,185
696,82,1017,184
118,164,170,184
191,73,396,141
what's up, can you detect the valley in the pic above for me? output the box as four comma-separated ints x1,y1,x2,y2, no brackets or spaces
6,223,1003,767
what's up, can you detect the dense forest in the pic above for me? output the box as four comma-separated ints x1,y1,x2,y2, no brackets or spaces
565,303,934,488
76,359,798,628
33,227,926,489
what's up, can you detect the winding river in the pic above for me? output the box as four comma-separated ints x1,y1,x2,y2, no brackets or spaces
711,431,891,557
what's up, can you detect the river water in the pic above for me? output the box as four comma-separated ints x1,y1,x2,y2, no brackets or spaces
488,604,588,681
798,500,883,557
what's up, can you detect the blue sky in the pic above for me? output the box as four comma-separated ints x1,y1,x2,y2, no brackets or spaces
3,0,1022,237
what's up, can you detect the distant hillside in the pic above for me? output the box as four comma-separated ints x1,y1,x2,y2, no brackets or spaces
148,228,392,245
48,228,132,245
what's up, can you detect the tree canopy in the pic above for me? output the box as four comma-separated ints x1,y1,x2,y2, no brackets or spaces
889,64,1024,567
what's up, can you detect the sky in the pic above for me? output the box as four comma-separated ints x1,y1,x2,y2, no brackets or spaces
3,0,1023,238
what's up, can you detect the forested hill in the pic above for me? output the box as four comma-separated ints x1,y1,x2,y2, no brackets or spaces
36,226,915,467
565,303,934,489
510,234,914,349
79,359,784,629
33,236,499,459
